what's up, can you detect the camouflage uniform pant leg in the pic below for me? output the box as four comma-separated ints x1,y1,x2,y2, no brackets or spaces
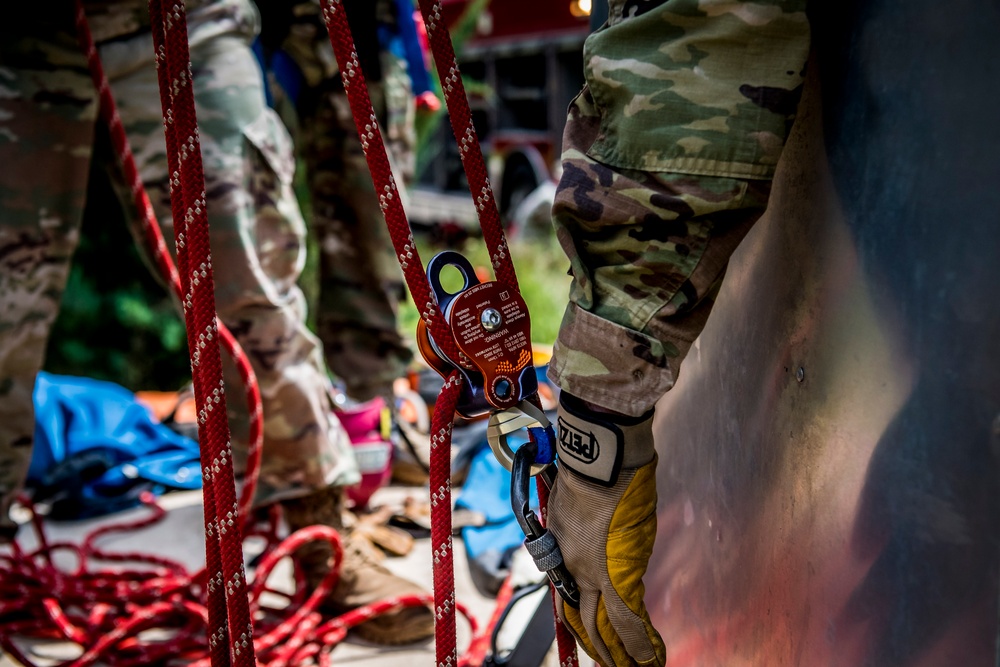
300,82,413,404
381,50,417,187
0,23,98,535
99,7,359,506
548,0,811,416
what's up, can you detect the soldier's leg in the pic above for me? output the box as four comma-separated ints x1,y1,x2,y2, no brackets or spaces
100,6,434,644
0,22,98,537
300,81,413,404
380,49,417,188
99,7,359,507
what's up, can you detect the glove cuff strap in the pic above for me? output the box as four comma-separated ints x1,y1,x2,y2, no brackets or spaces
556,393,655,486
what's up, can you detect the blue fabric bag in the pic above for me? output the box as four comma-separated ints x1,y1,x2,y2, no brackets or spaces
27,373,202,520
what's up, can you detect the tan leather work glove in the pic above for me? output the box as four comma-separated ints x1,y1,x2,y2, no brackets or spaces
547,393,665,667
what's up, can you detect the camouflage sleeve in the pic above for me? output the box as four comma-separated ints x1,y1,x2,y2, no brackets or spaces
547,0,811,416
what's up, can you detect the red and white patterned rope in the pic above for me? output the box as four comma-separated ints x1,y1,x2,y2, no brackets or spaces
72,0,263,529
414,0,517,292
319,0,465,368
319,1,577,665
146,2,255,665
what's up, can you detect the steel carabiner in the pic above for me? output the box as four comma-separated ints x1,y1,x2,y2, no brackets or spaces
511,441,580,608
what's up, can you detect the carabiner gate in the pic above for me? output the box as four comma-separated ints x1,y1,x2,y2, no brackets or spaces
511,441,580,608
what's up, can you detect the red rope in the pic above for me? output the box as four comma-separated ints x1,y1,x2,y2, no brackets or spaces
428,372,462,665
146,2,255,665
72,0,263,531
0,4,500,666
536,477,580,666
318,5,467,664
414,0,518,293
318,0,463,368
318,1,578,665
464,574,515,665
1,493,482,667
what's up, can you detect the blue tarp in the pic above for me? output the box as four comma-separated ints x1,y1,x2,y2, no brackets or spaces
28,373,201,520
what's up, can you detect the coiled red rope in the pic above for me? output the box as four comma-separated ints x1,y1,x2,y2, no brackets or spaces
0,493,479,667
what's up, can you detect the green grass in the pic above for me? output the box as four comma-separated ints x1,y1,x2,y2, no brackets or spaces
397,233,572,349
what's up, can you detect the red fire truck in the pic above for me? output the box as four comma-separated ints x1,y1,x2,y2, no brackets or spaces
409,0,593,236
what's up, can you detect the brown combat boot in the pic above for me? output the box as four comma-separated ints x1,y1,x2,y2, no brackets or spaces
280,485,435,645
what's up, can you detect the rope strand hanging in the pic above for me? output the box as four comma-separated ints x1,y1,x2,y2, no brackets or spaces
0,1,576,665
317,1,579,665
0,3,483,666
147,1,257,664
